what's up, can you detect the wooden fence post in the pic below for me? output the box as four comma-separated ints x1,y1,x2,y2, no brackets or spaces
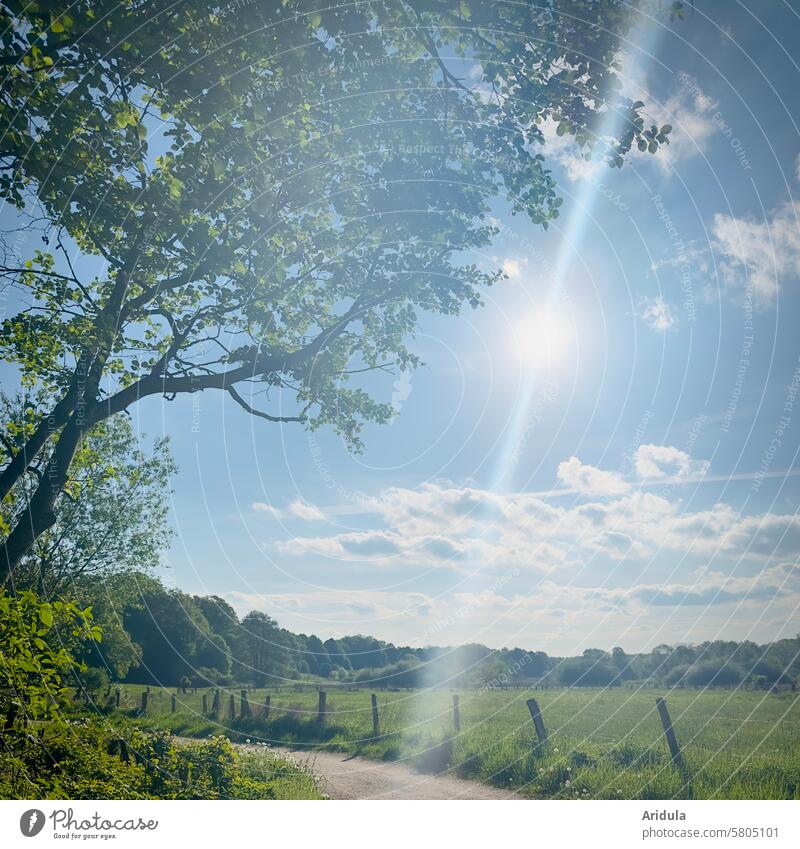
202,693,208,715
452,694,461,732
263,694,271,721
107,738,129,762
526,698,548,743
655,697,684,768
371,693,380,737
228,693,235,719
115,688,120,709
140,691,148,714
240,690,251,718
212,688,220,716
171,693,177,714
317,689,326,723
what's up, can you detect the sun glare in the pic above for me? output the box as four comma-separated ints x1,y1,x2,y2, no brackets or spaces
511,307,575,371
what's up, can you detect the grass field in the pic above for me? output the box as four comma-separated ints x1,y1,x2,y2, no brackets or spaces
102,684,800,799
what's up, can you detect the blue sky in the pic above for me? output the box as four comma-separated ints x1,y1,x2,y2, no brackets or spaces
95,2,800,653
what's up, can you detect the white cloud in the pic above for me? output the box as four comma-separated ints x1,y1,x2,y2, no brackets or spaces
248,449,800,648
265,446,800,582
222,560,800,650
252,498,326,522
634,444,710,481
648,75,717,172
557,456,630,496
712,202,800,302
639,296,676,331
224,589,435,632
287,498,326,522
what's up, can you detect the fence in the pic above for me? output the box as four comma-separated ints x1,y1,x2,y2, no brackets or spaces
106,685,714,777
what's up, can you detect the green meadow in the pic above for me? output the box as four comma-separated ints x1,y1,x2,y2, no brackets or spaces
107,685,800,800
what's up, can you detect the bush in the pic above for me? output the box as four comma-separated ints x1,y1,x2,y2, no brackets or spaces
0,717,320,800
77,666,110,694
664,664,690,686
0,589,99,729
684,661,745,688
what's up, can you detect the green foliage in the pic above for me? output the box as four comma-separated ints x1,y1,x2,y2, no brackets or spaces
0,589,98,730
123,586,221,685
75,665,110,694
2,396,176,595
0,718,321,800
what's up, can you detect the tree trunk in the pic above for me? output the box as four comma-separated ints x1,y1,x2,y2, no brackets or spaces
0,389,76,501
1,415,85,585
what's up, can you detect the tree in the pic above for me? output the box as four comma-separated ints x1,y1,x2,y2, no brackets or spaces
684,660,746,689
557,655,618,686
0,1,672,582
304,634,331,677
123,585,216,685
1,395,175,595
193,595,243,672
240,611,291,685
75,572,154,681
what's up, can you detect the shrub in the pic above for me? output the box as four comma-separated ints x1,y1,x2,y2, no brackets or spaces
684,660,745,688
0,589,99,729
664,664,690,686
77,666,111,694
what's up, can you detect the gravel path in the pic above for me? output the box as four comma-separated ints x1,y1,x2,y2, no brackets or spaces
257,745,520,800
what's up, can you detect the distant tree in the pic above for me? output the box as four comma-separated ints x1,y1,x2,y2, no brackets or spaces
337,635,388,670
324,638,352,672
684,660,745,688
302,634,330,677
193,595,242,675
663,664,690,686
583,648,608,661
75,572,161,681
557,656,618,687
0,0,672,583
123,587,215,685
241,611,291,686
193,632,232,681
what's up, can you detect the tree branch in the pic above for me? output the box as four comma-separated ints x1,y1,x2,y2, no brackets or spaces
227,385,305,423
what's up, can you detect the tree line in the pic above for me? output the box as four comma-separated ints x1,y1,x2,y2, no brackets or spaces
73,572,800,692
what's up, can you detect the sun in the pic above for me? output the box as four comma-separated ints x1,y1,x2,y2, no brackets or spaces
510,306,575,371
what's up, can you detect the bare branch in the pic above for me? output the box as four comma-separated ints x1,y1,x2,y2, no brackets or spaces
227,385,305,423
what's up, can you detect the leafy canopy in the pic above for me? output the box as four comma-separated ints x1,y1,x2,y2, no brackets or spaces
0,1,671,577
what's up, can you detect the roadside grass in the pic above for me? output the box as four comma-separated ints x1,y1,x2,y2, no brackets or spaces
96,685,800,799
232,746,324,799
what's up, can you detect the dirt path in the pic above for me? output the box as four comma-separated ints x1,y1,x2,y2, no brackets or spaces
255,745,520,800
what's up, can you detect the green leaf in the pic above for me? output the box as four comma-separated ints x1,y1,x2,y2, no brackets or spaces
39,604,53,627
